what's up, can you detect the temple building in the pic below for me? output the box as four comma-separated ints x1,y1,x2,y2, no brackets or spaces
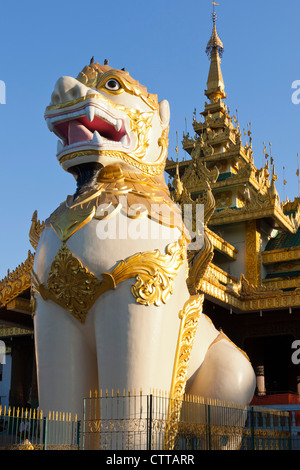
0,12,300,410
0,249,37,409
165,12,300,406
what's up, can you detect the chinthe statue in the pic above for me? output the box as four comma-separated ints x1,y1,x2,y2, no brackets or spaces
31,60,256,427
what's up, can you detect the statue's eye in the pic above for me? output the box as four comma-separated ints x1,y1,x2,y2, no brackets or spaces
104,78,121,91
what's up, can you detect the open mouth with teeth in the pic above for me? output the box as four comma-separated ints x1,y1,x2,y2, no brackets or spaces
45,100,131,158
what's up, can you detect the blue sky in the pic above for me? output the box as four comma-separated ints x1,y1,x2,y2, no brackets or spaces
0,0,300,279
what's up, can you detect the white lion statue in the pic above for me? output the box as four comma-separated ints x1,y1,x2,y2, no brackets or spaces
31,59,256,430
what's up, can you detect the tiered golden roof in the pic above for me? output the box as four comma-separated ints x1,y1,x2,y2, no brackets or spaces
166,14,300,313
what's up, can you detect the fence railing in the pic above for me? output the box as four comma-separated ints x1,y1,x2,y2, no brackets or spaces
0,406,80,450
1,393,292,450
258,404,300,450
82,390,292,451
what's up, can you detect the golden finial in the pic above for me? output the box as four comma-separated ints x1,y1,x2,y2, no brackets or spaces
246,122,252,145
269,142,274,164
175,130,179,158
206,2,223,57
233,109,238,124
283,166,287,200
212,1,219,19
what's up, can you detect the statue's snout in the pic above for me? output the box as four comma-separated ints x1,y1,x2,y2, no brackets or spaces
50,76,88,106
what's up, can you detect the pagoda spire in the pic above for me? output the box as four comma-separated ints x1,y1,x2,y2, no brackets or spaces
205,5,226,103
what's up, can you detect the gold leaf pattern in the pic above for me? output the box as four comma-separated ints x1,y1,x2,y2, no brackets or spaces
169,295,204,402
0,252,34,307
32,236,187,322
46,164,185,243
164,294,204,450
29,210,45,250
111,236,187,306
32,245,115,324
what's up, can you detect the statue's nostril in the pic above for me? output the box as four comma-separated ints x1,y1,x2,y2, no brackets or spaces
70,85,80,99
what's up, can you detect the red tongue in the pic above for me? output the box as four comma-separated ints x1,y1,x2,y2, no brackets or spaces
68,120,94,145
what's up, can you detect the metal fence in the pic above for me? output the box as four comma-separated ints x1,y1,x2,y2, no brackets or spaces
82,390,291,451
259,404,300,450
0,406,80,450
1,393,292,450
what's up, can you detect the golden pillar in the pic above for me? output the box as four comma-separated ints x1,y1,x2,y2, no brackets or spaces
245,220,261,286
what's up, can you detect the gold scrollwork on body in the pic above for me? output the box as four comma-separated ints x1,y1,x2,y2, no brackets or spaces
164,294,204,450
32,236,187,323
169,295,204,402
112,236,187,306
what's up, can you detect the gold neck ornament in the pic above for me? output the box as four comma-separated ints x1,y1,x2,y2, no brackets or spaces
45,164,187,243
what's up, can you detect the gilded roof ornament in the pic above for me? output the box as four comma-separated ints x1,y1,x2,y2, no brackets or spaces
206,11,224,58
0,251,34,307
205,7,226,102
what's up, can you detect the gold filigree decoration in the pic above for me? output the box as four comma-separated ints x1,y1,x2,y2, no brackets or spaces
112,235,187,306
215,190,232,208
32,244,115,324
0,251,34,307
47,64,158,112
164,294,204,450
187,231,214,294
169,294,204,401
77,63,159,110
32,236,187,323
46,164,185,243
29,210,45,250
49,204,96,243
171,177,215,295
59,149,166,176
127,110,154,161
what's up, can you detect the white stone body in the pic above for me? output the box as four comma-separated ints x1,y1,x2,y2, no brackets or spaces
34,218,190,416
33,62,256,421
